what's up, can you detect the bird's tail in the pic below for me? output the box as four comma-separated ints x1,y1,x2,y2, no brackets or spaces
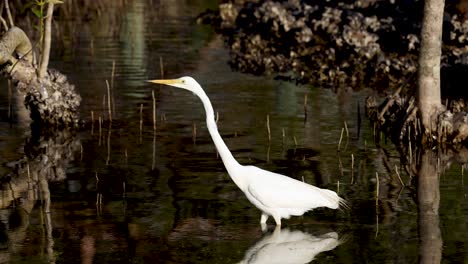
318,188,348,210
338,197,350,211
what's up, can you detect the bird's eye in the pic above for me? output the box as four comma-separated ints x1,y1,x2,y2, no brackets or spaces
181,80,185,83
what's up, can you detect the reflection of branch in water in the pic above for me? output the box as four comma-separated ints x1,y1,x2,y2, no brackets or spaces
238,227,342,264
0,129,80,262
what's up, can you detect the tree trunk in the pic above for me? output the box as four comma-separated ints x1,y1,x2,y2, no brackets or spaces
417,0,445,133
38,3,54,79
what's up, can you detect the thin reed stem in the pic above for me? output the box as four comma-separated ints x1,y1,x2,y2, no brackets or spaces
152,90,156,131
159,56,164,78
139,104,143,140
375,172,379,206
395,165,405,186
106,80,112,122
266,114,271,142
344,121,349,138
192,122,197,144
282,128,285,145
98,116,102,146
338,128,344,152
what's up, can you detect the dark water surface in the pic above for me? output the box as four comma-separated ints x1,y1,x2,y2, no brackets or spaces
0,0,466,263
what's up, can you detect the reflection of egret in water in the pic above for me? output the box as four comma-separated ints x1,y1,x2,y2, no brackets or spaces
239,228,342,264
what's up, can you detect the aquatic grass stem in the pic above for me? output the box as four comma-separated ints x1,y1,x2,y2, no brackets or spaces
338,155,344,177
102,94,106,117
375,171,380,238
111,61,116,115
106,80,112,122
344,121,349,138
152,131,156,170
344,121,349,151
266,114,271,142
160,56,164,78
282,128,285,146
338,128,344,152
152,90,156,131
192,122,197,144
98,116,102,146
106,123,111,165
303,93,308,122
111,60,116,89
91,110,95,135
139,104,143,141
375,172,379,206
266,145,270,163
395,165,405,187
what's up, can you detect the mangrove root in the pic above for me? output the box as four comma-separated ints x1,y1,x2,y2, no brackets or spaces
0,26,81,127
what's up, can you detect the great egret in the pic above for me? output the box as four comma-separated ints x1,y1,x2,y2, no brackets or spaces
148,76,347,228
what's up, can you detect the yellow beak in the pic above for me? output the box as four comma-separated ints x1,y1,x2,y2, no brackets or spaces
147,79,182,85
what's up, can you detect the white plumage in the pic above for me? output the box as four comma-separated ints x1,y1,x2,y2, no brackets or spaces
148,76,347,228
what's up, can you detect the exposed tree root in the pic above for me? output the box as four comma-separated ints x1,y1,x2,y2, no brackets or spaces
366,93,468,147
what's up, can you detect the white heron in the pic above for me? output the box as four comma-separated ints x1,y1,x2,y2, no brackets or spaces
148,76,347,229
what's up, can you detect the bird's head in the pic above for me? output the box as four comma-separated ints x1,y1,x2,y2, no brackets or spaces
147,76,202,93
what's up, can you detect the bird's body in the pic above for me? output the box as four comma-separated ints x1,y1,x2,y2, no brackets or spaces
235,165,343,225
148,76,346,228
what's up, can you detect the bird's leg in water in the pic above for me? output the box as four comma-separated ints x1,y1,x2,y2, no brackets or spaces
272,213,282,227
272,225,281,237
260,213,269,232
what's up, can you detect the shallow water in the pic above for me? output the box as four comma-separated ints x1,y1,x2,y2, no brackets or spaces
0,0,466,263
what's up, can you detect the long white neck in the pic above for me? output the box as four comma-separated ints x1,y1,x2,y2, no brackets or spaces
195,88,245,188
